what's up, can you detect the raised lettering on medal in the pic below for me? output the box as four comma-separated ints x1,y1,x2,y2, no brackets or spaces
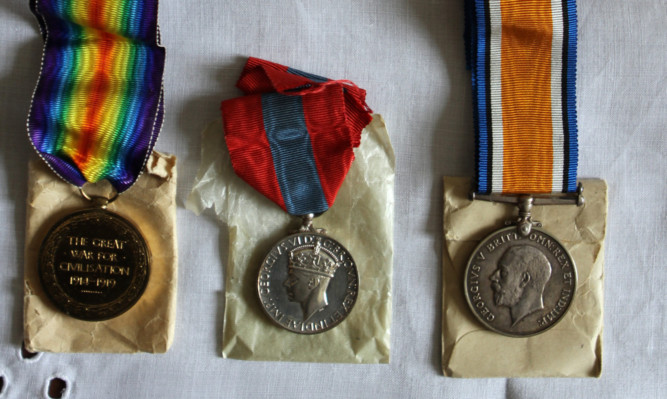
464,226,577,337
257,232,358,334
38,208,150,321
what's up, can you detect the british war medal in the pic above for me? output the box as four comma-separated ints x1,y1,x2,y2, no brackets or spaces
462,0,582,336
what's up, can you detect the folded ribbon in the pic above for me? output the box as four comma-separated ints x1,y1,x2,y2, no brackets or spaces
27,0,165,193
221,57,372,215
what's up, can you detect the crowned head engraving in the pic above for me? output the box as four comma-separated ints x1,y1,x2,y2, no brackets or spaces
283,238,342,321
490,245,552,326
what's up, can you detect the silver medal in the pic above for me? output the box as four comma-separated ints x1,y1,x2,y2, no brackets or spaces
464,193,581,337
464,226,576,337
257,216,358,334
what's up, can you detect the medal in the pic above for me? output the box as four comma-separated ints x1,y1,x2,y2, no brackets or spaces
38,207,150,321
463,200,578,336
462,0,583,336
258,216,359,334
27,0,165,321
221,58,372,334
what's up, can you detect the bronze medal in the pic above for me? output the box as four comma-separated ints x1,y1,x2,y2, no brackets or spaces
26,0,166,324
38,207,150,321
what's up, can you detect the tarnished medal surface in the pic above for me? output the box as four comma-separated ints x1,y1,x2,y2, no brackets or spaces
258,232,358,334
38,208,150,321
464,226,576,337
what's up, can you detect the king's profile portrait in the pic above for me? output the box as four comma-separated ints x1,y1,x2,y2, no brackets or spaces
283,238,341,321
490,245,553,326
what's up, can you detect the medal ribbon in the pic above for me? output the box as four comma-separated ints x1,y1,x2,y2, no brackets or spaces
221,57,372,216
27,0,165,193
465,0,578,194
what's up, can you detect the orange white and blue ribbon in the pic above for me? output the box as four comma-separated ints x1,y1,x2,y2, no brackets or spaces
27,0,165,193
221,58,372,216
465,0,578,194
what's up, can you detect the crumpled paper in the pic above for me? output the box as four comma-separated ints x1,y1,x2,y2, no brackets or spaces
187,115,394,363
24,152,178,353
442,177,607,377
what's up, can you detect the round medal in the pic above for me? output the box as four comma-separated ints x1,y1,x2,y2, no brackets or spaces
257,232,358,334
38,208,150,321
464,226,576,337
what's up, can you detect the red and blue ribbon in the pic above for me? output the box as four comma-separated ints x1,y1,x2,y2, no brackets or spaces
221,58,372,216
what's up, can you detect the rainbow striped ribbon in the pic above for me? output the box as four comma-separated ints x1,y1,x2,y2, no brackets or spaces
27,0,165,193
465,0,578,194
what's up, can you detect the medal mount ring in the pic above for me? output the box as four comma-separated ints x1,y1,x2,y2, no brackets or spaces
79,182,119,209
509,196,542,236
294,213,326,235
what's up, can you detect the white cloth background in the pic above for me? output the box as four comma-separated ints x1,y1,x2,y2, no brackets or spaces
0,0,664,398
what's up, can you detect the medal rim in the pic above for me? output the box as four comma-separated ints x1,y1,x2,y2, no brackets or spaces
256,231,359,335
463,225,578,338
38,207,151,321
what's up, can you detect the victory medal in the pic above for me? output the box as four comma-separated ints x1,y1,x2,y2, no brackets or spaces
38,200,151,321
27,0,165,320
